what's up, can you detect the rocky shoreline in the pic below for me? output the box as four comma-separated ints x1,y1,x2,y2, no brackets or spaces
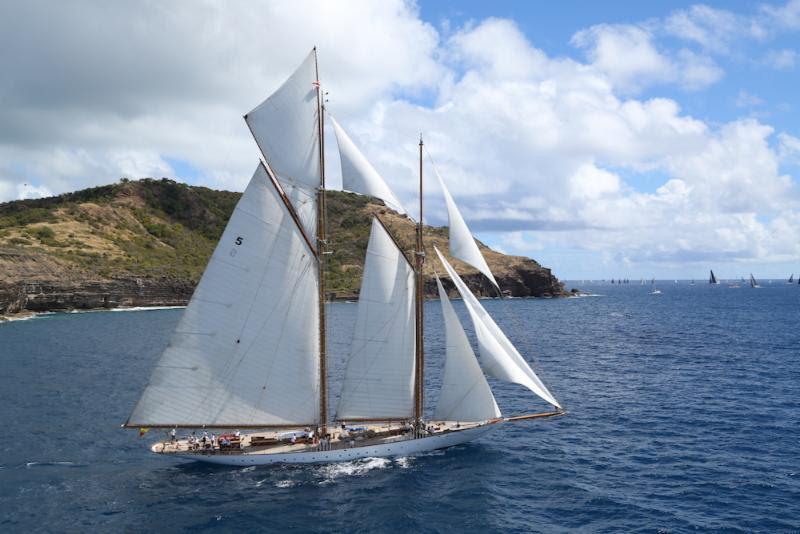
0,268,566,321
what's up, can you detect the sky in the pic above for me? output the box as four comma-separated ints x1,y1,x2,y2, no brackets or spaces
1,1,799,280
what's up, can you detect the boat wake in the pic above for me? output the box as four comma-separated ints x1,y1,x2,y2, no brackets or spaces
316,457,392,483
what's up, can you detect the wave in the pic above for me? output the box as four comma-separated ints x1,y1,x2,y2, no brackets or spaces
108,306,186,312
25,461,85,468
1,311,56,323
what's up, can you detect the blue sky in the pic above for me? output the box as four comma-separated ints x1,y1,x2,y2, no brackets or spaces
1,1,798,280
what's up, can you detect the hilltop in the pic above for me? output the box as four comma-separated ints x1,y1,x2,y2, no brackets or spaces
0,178,566,315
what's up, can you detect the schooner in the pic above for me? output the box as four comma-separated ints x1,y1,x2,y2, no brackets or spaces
124,49,564,465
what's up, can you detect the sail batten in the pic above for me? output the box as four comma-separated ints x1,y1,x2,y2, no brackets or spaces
330,115,406,214
432,165,500,292
433,277,501,422
127,164,320,427
435,247,561,409
336,218,416,420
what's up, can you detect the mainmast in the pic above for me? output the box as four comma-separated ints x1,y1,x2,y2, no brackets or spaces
414,136,425,427
314,48,328,438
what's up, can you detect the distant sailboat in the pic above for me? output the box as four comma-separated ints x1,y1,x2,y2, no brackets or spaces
124,49,563,465
650,278,661,295
749,274,760,288
789,274,794,284
709,270,719,285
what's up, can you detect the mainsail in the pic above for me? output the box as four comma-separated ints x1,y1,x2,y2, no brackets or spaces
709,270,718,284
336,218,416,420
330,115,406,214
127,164,320,427
433,277,501,422
245,49,320,242
432,165,500,292
436,247,561,409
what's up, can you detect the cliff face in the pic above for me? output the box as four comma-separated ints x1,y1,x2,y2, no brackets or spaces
0,178,565,316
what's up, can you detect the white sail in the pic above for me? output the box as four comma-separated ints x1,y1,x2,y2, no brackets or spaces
433,277,501,422
330,115,406,214
245,49,320,242
336,218,416,420
433,167,499,292
435,247,561,409
127,163,320,426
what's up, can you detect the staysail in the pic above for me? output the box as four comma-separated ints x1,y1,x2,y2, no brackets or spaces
432,165,500,292
433,276,501,422
336,218,416,420
330,115,406,214
127,164,320,427
435,247,561,409
245,49,320,242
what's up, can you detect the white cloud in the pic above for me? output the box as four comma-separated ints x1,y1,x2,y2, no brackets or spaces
0,1,798,275
570,24,723,93
663,4,767,53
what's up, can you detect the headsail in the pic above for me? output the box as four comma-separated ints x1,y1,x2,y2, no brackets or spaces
433,277,501,422
435,247,561,409
330,115,406,214
245,49,320,242
336,218,416,420
432,165,500,292
127,164,320,427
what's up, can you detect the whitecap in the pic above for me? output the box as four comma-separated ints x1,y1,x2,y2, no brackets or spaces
317,457,391,482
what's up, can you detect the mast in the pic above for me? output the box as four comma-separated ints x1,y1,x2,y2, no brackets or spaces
314,48,328,438
414,136,425,427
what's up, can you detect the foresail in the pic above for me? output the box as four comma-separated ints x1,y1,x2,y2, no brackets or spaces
336,218,416,420
245,49,320,242
127,164,320,427
433,166,499,292
433,277,501,422
435,247,561,409
330,115,406,214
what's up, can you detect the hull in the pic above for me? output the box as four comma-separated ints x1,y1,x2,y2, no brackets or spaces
171,422,500,466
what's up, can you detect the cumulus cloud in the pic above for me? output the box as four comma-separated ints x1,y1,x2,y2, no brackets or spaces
0,0,798,275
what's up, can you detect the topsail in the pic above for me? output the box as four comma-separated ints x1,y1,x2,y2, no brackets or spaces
330,116,406,214
245,50,320,243
432,165,499,292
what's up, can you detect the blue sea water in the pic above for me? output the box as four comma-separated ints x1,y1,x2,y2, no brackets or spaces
1,282,798,532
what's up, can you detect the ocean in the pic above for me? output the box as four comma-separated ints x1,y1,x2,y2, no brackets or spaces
1,282,798,532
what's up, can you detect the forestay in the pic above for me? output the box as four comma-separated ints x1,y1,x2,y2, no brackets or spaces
330,115,405,214
127,164,320,427
336,218,416,420
433,277,501,422
433,166,499,292
245,49,320,242
435,247,561,409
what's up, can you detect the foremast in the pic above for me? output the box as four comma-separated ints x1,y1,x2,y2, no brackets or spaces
314,48,329,439
414,136,425,428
